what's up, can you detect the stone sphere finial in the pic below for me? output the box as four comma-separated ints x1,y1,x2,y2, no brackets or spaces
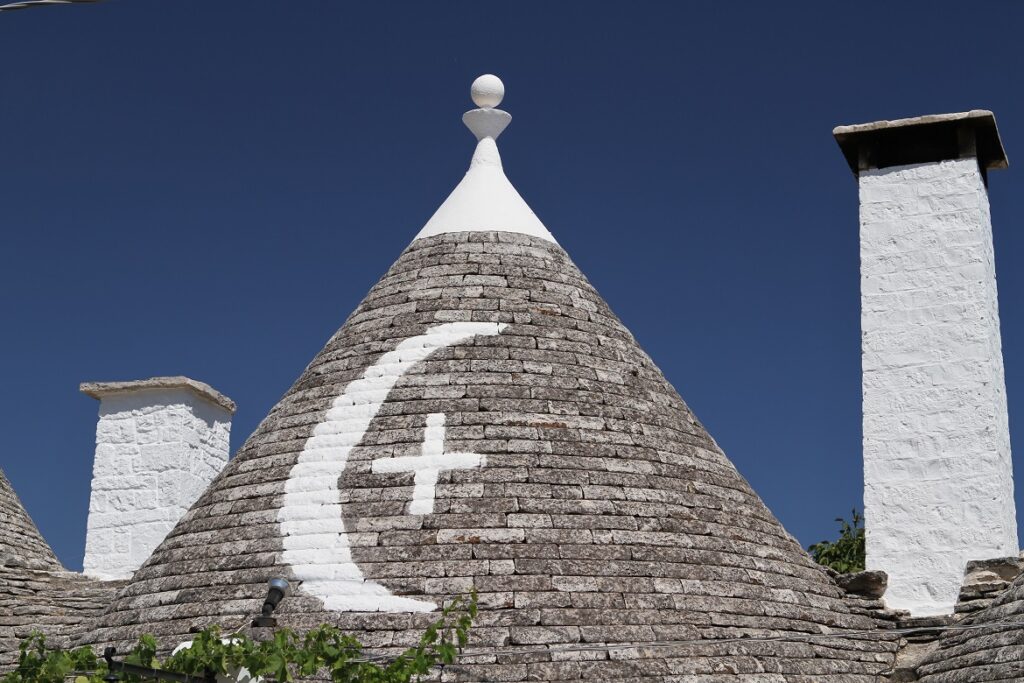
471,74,504,109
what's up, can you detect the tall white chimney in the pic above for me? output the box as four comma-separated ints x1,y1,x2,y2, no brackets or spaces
80,376,235,580
835,111,1016,615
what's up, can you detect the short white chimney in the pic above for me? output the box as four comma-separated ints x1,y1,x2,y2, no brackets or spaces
835,111,1016,615
80,376,235,580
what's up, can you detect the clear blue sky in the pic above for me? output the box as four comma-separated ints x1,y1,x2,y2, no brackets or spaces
2,1,1023,571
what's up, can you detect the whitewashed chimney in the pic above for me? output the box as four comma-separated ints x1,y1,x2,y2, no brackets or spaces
835,111,1016,616
80,376,235,580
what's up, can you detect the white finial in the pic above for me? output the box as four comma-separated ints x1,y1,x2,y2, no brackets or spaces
415,74,555,244
471,74,504,109
464,74,511,142
466,72,509,142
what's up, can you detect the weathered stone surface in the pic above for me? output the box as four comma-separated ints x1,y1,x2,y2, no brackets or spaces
916,568,1024,682
80,376,237,414
0,469,124,668
963,556,1024,583
836,570,887,599
946,557,1024,619
7,233,900,680
0,469,61,572
0,563,122,668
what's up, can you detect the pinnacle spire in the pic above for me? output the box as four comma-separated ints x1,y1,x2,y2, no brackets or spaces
415,74,556,243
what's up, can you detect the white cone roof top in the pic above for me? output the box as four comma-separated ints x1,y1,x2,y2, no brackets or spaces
415,75,556,244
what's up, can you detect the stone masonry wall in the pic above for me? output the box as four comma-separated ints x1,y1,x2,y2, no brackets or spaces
83,389,232,580
860,158,1017,616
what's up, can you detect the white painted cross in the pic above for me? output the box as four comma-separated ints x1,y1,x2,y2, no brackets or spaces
279,321,505,613
370,413,485,514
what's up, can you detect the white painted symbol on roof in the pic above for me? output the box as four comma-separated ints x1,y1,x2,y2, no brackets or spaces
278,322,506,613
371,413,485,515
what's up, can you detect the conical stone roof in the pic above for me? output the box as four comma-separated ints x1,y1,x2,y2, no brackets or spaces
0,468,61,571
84,76,897,681
1,469,123,669
916,571,1024,681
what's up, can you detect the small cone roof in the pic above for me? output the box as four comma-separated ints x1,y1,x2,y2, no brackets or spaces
916,570,1024,681
84,76,895,680
0,469,121,671
0,468,61,571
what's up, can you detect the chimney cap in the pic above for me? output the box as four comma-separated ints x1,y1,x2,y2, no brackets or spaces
80,376,236,414
833,110,1008,176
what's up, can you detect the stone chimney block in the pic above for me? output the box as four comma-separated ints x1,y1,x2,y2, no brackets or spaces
80,377,236,580
835,111,1016,616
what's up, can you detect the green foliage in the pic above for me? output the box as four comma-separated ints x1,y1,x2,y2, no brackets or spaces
2,634,100,683
808,509,866,574
3,593,477,683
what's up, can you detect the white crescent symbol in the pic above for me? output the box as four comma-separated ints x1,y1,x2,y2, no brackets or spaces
278,322,507,612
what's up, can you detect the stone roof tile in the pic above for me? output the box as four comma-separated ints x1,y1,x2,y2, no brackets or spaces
916,570,1024,682
0,469,61,572
77,232,899,681
0,564,123,669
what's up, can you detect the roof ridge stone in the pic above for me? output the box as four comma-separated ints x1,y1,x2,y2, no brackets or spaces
80,376,237,414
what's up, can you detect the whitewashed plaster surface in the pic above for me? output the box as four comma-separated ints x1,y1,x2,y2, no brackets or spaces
83,389,232,580
415,137,555,244
279,322,505,613
415,75,555,244
860,158,1017,615
371,412,485,515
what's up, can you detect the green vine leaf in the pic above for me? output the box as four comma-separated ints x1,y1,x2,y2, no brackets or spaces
808,508,866,574
2,593,476,683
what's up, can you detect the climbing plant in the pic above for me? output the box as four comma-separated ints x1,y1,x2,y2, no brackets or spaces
3,593,476,683
808,509,866,574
